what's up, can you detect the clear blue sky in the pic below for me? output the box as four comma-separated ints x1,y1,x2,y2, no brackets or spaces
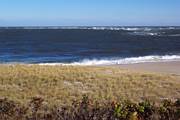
0,0,180,26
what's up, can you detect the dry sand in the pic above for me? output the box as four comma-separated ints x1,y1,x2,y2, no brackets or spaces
117,61,180,76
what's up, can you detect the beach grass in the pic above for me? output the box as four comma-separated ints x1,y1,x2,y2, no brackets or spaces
0,64,179,106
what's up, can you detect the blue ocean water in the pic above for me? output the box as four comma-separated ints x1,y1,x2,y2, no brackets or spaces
0,26,180,65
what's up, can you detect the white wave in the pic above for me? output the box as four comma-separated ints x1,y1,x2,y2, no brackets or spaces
159,27,180,30
144,28,152,31
120,27,141,31
131,32,159,36
38,55,180,66
20,27,141,31
146,32,158,36
88,27,150,31
2,26,180,31
168,27,175,29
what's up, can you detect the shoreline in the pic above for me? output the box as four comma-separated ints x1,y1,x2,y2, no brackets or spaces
1,61,180,75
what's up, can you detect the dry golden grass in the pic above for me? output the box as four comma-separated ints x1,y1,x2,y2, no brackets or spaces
0,64,179,106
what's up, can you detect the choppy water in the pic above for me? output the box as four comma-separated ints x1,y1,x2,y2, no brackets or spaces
0,26,180,65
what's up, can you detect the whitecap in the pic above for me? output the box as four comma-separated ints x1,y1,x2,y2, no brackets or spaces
38,55,180,66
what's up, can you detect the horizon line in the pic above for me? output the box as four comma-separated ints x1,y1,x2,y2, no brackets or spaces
0,25,180,27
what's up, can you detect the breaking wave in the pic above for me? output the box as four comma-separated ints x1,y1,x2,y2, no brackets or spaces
38,55,180,66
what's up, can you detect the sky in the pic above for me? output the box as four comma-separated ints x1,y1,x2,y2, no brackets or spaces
0,0,180,26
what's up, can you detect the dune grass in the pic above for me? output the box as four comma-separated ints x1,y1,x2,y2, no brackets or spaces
0,64,179,106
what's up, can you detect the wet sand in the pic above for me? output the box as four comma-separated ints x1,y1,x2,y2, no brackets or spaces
117,61,180,75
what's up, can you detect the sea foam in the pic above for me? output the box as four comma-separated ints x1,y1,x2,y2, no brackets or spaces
38,55,180,66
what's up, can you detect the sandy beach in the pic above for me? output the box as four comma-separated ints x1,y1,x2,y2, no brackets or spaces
117,61,180,75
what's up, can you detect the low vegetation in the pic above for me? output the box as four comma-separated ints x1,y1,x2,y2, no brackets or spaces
0,64,180,119
0,96,180,120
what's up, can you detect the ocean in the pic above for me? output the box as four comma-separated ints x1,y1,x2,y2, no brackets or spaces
0,26,180,65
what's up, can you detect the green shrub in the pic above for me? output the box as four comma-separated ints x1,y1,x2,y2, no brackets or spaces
0,97,180,120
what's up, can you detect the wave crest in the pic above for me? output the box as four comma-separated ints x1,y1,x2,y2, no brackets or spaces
38,55,180,66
